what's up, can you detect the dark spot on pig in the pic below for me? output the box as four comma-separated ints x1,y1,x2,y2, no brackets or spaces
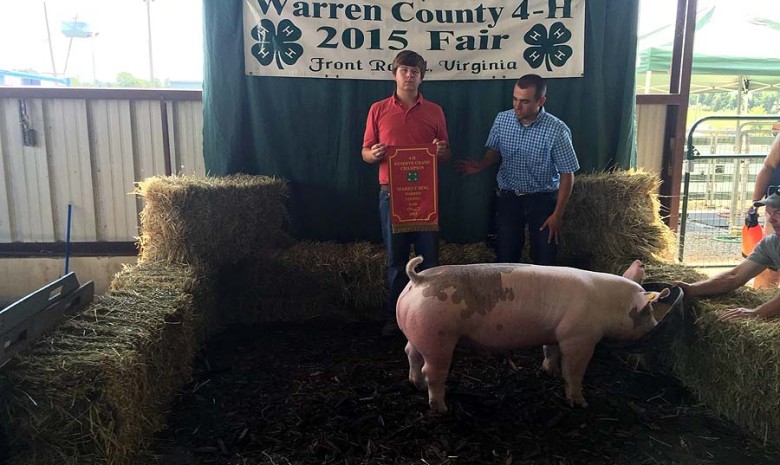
496,324,504,331
438,330,445,337
629,304,653,328
419,265,519,320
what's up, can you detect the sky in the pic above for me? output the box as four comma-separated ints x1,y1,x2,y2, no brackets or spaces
0,0,203,83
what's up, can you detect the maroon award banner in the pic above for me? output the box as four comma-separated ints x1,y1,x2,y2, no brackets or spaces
387,144,439,233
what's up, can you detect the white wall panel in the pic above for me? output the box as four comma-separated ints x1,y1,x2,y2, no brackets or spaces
44,99,97,241
1,99,54,241
133,100,167,180
0,91,203,245
0,103,12,242
636,104,668,176
171,101,205,175
89,100,139,241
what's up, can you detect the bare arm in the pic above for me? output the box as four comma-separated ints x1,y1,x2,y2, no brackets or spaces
454,149,500,175
676,259,765,297
553,172,573,219
752,133,780,201
362,144,387,164
541,172,574,244
433,138,451,163
718,291,780,321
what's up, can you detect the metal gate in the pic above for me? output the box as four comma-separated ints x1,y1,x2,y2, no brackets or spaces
679,115,780,266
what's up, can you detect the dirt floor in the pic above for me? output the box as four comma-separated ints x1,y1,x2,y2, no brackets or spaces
147,321,780,465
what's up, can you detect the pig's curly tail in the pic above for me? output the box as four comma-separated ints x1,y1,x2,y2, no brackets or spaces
406,256,425,285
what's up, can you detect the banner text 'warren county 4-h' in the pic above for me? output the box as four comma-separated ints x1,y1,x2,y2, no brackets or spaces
243,0,585,80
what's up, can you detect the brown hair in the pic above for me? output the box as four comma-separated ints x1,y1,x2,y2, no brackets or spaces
515,74,546,100
392,50,427,79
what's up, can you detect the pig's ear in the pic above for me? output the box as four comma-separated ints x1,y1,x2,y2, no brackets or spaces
642,288,671,305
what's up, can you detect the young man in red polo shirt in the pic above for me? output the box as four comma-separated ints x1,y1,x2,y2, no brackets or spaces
362,50,451,336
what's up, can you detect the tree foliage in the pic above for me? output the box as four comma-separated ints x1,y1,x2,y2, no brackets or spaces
116,72,161,88
693,91,779,113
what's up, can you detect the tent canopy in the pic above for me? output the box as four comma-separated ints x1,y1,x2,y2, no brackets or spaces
637,2,780,93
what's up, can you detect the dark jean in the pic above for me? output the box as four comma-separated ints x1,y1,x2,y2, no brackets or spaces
379,189,439,319
495,190,558,265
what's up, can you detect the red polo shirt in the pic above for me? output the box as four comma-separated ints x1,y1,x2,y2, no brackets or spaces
362,93,449,185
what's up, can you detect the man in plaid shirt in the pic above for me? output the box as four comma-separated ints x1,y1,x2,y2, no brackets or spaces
456,74,579,265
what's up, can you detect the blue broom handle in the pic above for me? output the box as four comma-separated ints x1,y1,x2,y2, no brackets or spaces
65,203,72,274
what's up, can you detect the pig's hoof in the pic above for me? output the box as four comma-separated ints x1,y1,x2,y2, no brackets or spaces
541,360,560,377
409,377,427,391
429,401,448,414
567,396,589,408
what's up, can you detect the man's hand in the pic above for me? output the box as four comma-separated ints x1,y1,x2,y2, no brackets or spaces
673,282,694,296
455,149,498,175
433,138,449,160
370,143,387,162
718,307,760,322
454,159,484,175
541,213,563,244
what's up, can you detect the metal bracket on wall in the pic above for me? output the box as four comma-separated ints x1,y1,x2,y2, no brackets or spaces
18,99,37,147
0,273,94,368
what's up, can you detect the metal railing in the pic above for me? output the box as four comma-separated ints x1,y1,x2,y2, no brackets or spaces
679,115,780,266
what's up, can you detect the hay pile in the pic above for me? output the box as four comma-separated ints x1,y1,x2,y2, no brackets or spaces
0,172,685,465
617,262,780,445
215,241,386,323
643,260,708,284
212,241,497,323
664,288,780,445
137,175,291,267
0,262,199,465
561,170,676,272
439,241,496,264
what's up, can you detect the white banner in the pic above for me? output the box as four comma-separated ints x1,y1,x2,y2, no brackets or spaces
243,0,585,80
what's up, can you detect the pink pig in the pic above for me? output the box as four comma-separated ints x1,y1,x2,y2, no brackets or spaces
396,257,668,413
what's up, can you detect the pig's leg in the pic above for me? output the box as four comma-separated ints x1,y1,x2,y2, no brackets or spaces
541,344,561,376
559,339,596,408
422,353,453,413
405,341,427,390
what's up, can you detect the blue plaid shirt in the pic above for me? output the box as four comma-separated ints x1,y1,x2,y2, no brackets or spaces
485,108,579,192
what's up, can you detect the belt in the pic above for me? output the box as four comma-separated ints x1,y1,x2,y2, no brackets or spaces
497,189,556,197
380,184,390,192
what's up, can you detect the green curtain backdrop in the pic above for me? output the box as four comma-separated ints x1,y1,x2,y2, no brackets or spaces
203,0,638,243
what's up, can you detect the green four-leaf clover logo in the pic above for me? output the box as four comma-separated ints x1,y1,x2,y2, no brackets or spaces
523,22,573,72
251,19,303,70
407,171,419,182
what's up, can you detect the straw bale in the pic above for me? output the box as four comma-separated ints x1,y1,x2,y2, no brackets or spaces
213,241,386,323
560,170,676,271
439,241,496,264
612,262,780,444
208,241,497,324
0,262,199,465
643,260,708,284
591,258,708,284
112,261,219,341
664,287,780,445
136,175,291,267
